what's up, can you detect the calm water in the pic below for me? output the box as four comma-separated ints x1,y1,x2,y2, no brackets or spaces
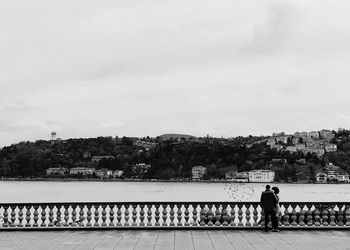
0,181,349,203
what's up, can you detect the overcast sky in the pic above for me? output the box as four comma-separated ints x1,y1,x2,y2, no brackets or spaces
1,0,350,146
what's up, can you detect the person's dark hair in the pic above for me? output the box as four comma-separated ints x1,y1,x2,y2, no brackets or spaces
265,185,271,190
272,186,279,194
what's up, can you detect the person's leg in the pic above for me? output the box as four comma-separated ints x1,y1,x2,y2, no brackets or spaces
271,212,279,231
264,210,270,231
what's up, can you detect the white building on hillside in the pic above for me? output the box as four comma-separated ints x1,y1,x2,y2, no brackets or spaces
248,170,275,183
69,167,95,175
46,167,68,175
192,166,207,180
113,170,124,178
95,168,113,178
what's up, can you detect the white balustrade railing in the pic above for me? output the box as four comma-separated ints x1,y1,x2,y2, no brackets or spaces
1,202,350,229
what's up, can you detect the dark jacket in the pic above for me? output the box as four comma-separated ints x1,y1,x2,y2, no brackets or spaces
260,190,277,211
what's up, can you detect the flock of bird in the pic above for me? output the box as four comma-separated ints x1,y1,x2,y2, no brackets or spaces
224,182,257,202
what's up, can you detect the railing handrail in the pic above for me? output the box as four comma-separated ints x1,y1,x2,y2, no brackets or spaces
1,201,350,206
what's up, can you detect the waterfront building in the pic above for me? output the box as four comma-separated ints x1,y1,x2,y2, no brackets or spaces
248,170,275,183
132,163,152,177
46,167,68,175
192,166,207,180
337,174,350,183
225,170,237,180
235,171,249,182
316,173,327,183
95,168,113,179
113,170,124,178
69,167,95,175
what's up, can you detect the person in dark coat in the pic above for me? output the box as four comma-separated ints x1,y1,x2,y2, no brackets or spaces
260,184,278,232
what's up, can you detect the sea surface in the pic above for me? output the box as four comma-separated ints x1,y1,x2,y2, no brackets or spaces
0,181,349,203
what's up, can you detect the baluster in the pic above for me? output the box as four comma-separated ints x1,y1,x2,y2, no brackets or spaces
252,204,258,226
299,208,306,226
40,205,47,227
237,204,243,226
245,204,251,227
222,205,229,226
56,205,62,227
207,204,214,226
147,205,153,226
101,205,107,226
47,205,54,227
79,205,85,227
155,205,161,226
109,204,115,227
94,205,100,226
184,204,190,226
337,204,344,226
177,204,183,226
182,204,190,227
230,204,236,226
124,205,130,226
322,208,329,226
214,204,221,226
86,205,92,226
192,204,198,226
63,205,70,226
162,204,168,226
283,204,290,226
260,209,265,228
345,205,350,226
291,205,297,226
306,205,313,226
139,204,145,226
71,205,77,226
329,206,336,226
25,205,32,227
32,205,39,227
169,204,175,226
131,204,138,226
10,205,16,227
199,204,206,226
116,204,123,226
18,205,24,227
314,207,321,226
2,205,9,227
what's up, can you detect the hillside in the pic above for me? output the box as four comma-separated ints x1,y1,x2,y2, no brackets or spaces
0,130,349,181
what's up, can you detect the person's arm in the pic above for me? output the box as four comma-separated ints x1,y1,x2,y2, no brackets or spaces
272,193,277,205
260,193,264,209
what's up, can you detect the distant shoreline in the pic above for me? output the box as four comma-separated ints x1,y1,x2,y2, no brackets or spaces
0,177,332,184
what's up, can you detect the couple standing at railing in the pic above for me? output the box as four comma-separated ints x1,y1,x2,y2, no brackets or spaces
260,184,281,232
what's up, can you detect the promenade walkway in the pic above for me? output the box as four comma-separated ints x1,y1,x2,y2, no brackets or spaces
0,230,350,250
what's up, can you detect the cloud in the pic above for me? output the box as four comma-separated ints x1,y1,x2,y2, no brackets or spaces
240,2,300,56
0,101,33,113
